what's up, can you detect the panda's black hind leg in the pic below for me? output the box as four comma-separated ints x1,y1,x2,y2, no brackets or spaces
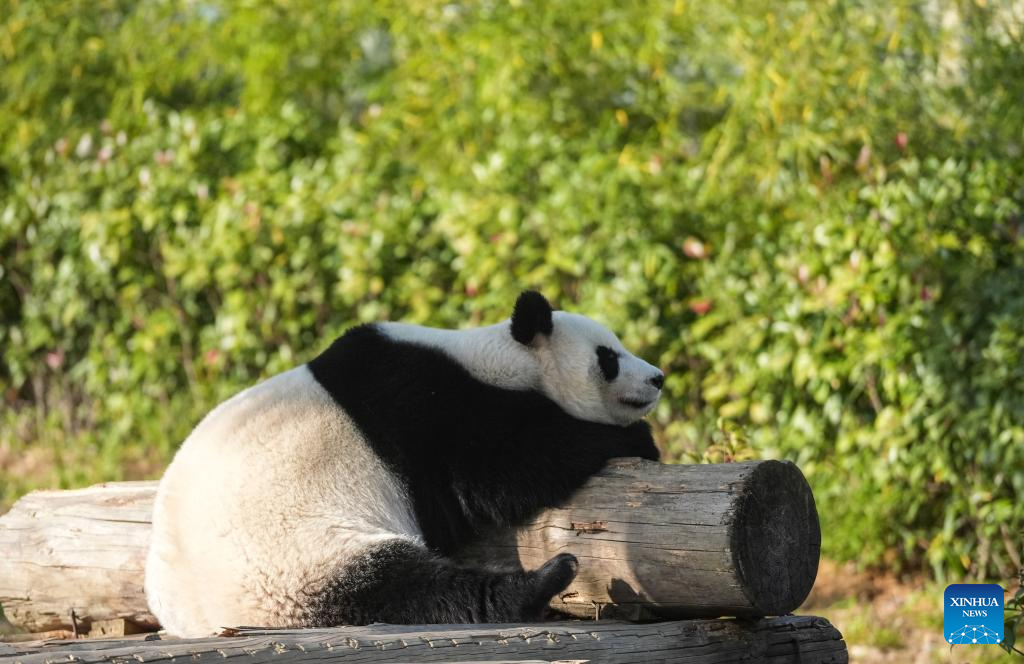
302,540,577,626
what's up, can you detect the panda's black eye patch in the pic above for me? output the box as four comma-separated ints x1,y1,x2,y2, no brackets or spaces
596,346,619,382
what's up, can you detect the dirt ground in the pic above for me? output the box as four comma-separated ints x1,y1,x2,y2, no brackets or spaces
803,560,1019,663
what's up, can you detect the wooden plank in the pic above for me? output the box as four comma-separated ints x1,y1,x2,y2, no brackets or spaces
0,616,847,664
0,460,820,632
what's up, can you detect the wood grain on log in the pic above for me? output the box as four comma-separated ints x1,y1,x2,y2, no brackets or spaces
0,616,848,664
0,482,158,633
0,460,820,632
457,458,821,620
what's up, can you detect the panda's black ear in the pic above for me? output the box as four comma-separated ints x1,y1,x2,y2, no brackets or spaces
511,290,554,345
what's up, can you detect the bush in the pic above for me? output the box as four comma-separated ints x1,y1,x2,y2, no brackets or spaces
1,0,1021,580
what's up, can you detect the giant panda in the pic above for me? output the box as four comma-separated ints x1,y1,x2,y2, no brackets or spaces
145,291,664,636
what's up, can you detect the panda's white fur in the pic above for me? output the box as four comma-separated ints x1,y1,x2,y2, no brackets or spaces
145,292,662,636
145,366,420,636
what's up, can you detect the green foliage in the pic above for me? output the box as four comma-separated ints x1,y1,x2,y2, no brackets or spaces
1,0,1022,579
1003,565,1024,655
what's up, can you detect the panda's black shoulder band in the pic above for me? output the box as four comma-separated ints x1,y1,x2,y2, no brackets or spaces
510,290,554,345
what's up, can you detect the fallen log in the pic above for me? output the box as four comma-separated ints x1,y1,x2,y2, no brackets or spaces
0,616,848,664
0,459,821,633
459,458,821,620
0,482,158,634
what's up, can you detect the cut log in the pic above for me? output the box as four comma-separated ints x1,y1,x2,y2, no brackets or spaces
0,482,158,634
0,460,821,633
458,458,821,620
0,616,848,664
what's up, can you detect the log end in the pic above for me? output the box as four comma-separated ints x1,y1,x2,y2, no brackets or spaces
730,460,821,616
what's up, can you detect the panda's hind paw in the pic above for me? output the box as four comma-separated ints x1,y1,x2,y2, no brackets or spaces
539,553,579,590
522,553,578,618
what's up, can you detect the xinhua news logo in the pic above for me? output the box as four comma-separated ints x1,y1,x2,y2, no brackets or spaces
944,584,1004,645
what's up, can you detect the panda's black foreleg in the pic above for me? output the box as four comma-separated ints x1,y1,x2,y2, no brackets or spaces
302,539,577,626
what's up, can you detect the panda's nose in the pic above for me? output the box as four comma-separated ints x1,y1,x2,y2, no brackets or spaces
648,372,665,390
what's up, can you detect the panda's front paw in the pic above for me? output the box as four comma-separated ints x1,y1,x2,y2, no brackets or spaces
629,435,660,461
614,423,659,461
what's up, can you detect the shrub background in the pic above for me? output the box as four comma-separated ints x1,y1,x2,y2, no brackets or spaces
1,0,1021,581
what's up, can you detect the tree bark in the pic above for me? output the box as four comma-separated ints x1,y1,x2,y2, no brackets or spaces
0,616,848,664
0,460,820,633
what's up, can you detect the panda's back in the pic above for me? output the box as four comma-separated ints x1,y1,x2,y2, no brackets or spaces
145,365,419,636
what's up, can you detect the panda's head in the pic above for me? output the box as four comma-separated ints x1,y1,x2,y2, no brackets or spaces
510,291,664,426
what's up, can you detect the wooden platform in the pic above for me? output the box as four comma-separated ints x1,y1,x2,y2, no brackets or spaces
0,616,847,663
